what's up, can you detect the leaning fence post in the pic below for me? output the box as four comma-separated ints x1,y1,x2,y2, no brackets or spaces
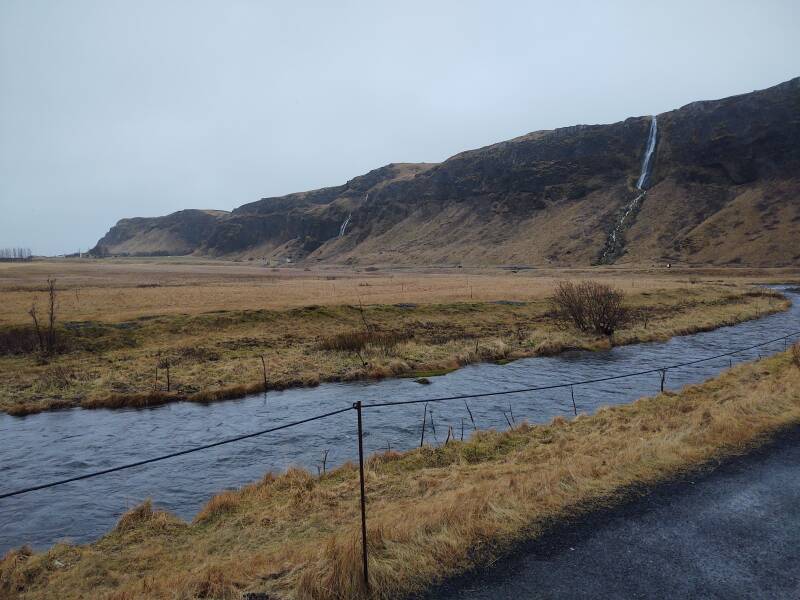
419,403,427,447
353,401,370,592
259,355,268,392
570,386,577,416
660,369,667,392
463,400,476,429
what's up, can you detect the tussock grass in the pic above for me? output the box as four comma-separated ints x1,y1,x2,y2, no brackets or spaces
318,329,412,353
0,282,788,415
4,351,800,599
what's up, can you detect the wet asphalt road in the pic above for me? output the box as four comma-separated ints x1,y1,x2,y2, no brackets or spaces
425,427,800,599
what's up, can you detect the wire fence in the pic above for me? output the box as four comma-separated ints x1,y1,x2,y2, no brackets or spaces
2,329,799,590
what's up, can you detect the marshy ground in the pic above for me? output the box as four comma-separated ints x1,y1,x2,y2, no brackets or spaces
0,258,795,415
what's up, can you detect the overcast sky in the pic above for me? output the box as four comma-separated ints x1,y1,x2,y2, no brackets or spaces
1,1,798,255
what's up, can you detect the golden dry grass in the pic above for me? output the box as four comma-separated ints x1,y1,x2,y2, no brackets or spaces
0,256,793,415
1,258,797,325
3,350,799,599
0,276,788,415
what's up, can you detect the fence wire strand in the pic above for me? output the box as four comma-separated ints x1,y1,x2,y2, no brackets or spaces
1,330,798,501
0,406,354,500
361,331,800,409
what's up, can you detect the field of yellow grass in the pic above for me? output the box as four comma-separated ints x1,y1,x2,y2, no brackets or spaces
0,259,793,415
0,258,680,323
3,346,800,599
1,258,797,324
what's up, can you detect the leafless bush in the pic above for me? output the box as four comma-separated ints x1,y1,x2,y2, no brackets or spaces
46,278,57,353
28,303,44,353
27,278,58,354
792,342,800,369
637,307,653,330
551,280,630,336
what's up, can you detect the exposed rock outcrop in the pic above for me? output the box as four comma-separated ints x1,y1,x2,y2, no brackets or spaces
92,77,800,266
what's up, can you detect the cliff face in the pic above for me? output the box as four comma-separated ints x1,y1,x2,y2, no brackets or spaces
92,209,229,256
616,78,800,266
201,163,434,258
93,77,800,266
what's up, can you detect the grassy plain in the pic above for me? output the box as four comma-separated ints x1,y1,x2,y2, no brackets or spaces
0,258,794,415
3,344,800,599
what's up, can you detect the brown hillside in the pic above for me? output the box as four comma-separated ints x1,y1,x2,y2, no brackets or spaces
92,77,800,266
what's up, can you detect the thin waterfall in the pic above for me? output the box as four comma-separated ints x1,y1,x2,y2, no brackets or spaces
338,213,352,238
636,116,658,190
339,192,368,238
599,116,658,262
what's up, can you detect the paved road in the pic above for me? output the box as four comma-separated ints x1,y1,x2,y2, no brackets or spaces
424,428,800,599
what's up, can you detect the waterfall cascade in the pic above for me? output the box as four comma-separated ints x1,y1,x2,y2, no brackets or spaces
599,116,658,262
338,213,352,238
636,116,658,190
339,192,368,239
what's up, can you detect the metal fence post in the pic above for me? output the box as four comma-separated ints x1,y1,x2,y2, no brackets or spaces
660,369,667,392
354,401,370,592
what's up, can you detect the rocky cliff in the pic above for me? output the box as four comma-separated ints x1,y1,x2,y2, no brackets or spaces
92,77,800,266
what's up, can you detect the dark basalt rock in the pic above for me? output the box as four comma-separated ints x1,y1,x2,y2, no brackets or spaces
92,78,800,266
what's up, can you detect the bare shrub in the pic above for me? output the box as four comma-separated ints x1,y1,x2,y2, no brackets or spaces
28,304,44,353
637,307,653,330
551,280,630,336
792,342,800,369
552,281,588,331
27,278,59,354
46,278,57,353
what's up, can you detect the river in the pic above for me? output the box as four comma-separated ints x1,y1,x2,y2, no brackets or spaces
0,286,797,553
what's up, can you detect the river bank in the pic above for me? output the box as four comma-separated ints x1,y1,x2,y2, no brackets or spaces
1,285,798,557
0,284,788,415
3,340,799,599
